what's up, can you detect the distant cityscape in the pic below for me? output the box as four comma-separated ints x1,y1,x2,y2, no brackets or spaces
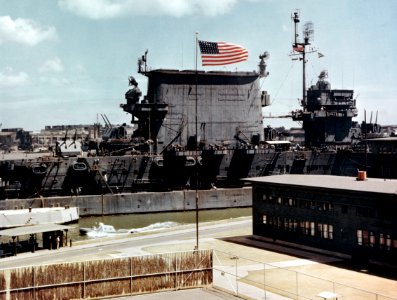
0,124,105,152
1,123,396,153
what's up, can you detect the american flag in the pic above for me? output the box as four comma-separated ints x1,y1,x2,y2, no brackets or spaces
198,40,248,66
293,44,304,52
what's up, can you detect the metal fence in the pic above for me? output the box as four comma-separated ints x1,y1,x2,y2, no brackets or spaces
0,249,212,300
212,249,396,300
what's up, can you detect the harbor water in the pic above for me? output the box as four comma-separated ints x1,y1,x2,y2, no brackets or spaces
70,207,251,242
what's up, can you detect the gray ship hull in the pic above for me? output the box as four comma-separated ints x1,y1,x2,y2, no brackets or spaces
1,148,395,200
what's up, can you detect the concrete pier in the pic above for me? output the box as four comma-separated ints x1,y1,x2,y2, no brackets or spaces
0,187,252,216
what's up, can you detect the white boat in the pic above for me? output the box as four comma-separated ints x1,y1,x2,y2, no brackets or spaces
79,222,128,238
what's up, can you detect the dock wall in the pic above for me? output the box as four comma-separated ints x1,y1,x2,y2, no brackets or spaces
0,187,252,216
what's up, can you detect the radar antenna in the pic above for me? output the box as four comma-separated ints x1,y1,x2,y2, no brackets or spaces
304,21,314,43
258,51,270,77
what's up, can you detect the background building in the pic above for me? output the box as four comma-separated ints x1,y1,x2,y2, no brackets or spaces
247,174,397,266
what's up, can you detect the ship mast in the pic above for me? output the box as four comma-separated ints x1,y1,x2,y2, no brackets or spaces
292,11,314,105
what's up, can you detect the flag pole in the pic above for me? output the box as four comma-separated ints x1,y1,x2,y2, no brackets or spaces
195,31,199,251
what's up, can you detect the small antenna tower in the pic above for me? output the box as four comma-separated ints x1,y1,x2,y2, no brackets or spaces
292,10,300,45
138,49,148,74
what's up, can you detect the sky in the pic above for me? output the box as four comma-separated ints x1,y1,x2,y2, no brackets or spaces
1,0,396,132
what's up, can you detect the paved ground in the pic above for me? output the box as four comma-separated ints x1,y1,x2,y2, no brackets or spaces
107,288,240,300
2,217,397,300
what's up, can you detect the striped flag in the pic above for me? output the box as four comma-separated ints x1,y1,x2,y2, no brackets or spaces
198,40,248,66
293,44,304,52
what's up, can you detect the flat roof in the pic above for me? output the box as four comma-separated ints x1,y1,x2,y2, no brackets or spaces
0,224,74,237
245,175,397,195
1,207,75,216
367,137,397,142
152,68,258,77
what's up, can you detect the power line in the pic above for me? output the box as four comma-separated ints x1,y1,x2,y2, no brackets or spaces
271,62,295,105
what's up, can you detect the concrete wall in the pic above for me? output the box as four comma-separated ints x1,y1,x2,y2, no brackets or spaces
0,187,252,216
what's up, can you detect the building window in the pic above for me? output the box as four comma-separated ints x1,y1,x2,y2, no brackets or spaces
276,216,282,229
318,223,328,238
304,221,310,235
322,202,333,211
300,221,315,236
357,230,363,245
378,233,394,251
342,205,348,214
356,207,375,218
299,200,317,209
318,224,334,239
326,202,334,211
380,233,385,249
362,230,369,246
291,219,298,232
386,235,391,250
299,221,305,234
318,224,323,237
284,218,289,230
370,232,375,247
262,194,267,201
357,230,375,247
310,222,315,236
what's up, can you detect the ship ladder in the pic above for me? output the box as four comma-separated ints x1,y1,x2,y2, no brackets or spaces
97,169,114,195
43,161,60,193
28,161,53,199
107,160,123,185
120,159,134,192
325,153,336,174
260,152,280,176
108,160,130,192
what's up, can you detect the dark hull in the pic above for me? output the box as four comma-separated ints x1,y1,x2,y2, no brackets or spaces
1,150,396,199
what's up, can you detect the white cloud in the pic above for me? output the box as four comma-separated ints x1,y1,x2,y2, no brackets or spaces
72,64,86,73
58,0,240,19
39,77,70,86
0,16,57,46
39,57,64,73
0,67,29,87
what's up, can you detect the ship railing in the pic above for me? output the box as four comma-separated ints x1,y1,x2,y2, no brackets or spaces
131,179,162,185
164,147,281,158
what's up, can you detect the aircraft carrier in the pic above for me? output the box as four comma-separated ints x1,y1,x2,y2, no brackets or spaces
0,12,396,200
